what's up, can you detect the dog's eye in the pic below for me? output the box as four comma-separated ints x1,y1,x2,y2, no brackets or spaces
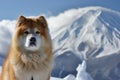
36,31,40,34
24,31,29,34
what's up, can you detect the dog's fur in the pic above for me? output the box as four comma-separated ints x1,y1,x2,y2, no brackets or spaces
0,16,53,80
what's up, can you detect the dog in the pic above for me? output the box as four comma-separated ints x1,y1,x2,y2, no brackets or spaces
0,15,53,80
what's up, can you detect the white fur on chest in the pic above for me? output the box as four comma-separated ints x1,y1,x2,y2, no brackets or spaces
11,50,53,80
15,70,49,80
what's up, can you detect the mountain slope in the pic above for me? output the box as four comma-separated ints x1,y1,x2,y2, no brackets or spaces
51,7,120,80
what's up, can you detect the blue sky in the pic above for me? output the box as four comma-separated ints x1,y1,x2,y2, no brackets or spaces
0,0,120,20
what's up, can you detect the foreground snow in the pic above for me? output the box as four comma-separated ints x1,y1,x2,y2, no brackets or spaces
76,61,93,80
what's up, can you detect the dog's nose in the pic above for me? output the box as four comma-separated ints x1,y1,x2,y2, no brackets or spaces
30,37,36,42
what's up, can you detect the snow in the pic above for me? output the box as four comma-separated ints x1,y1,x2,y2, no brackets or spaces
0,6,120,80
51,74,75,80
76,61,93,80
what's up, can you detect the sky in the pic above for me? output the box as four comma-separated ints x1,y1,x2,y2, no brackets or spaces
0,0,120,20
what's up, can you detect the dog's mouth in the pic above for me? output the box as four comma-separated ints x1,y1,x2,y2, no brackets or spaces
29,42,36,47
25,41,39,51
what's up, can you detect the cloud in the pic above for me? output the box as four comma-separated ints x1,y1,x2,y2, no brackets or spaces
0,20,16,55
47,8,82,33
0,8,82,56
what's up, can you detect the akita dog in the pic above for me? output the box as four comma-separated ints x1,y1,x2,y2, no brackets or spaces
0,16,53,80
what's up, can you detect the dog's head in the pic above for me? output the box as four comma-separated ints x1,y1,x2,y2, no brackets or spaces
14,16,51,52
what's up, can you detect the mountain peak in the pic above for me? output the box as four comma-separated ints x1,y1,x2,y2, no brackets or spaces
78,6,120,15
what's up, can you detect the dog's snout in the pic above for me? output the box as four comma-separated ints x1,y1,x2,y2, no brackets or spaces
30,37,36,42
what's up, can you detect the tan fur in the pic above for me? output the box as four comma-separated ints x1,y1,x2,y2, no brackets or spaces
0,16,53,80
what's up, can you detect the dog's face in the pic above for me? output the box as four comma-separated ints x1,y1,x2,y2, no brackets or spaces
15,16,49,52
22,28,42,51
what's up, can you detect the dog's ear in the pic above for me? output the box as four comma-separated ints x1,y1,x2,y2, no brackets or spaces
17,15,26,27
37,16,48,28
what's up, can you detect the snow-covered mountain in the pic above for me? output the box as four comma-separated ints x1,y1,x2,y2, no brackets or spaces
52,6,120,59
0,6,120,80
51,7,120,80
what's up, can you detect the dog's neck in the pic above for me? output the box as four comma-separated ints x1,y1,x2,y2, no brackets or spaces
21,51,47,64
